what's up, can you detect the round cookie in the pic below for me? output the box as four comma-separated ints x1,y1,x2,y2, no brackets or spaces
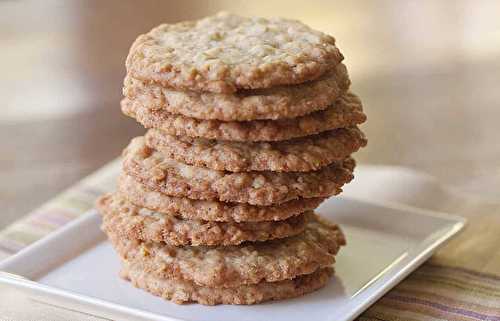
118,174,325,222
97,193,310,246
126,12,343,94
105,213,345,288
121,92,366,142
145,127,366,172
121,261,333,305
123,64,350,121
123,137,355,206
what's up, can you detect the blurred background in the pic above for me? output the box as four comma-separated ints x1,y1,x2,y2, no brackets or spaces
1,0,499,229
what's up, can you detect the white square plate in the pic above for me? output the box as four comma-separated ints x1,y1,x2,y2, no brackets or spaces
0,197,465,321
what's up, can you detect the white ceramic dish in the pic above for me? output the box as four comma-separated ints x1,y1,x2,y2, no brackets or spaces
0,197,465,321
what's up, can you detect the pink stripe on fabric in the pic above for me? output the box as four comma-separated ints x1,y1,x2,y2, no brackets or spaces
385,293,500,320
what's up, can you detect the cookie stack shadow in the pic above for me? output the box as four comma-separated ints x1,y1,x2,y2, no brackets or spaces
96,13,367,305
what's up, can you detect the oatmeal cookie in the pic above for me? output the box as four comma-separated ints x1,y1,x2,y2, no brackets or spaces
121,92,366,142
123,137,355,206
145,126,366,172
106,213,345,288
118,174,324,222
121,261,333,305
97,193,309,246
123,63,349,121
126,12,343,93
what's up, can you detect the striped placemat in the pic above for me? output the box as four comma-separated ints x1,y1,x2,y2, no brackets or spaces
0,159,120,257
1,160,499,321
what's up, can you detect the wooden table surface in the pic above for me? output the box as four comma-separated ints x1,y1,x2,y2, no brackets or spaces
1,0,499,229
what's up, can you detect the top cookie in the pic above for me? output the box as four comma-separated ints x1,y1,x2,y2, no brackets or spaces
126,12,343,93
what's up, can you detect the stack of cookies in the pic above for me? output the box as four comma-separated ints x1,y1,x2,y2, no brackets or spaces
96,12,367,305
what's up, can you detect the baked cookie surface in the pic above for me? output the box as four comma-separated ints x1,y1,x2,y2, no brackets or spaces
106,213,345,288
121,92,366,142
123,137,355,206
122,261,333,305
123,63,350,121
126,12,343,93
118,174,324,222
98,193,309,246
145,126,366,172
